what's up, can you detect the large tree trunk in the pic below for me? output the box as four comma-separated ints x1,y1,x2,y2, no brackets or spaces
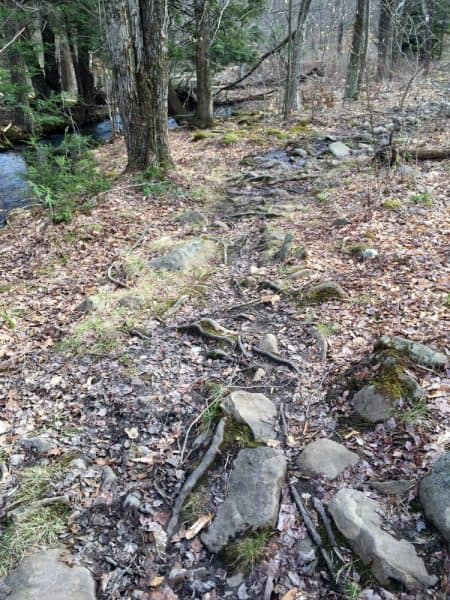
345,0,370,100
193,0,214,128
42,21,61,94
103,0,171,170
168,80,189,117
23,26,50,99
377,0,395,79
283,0,313,118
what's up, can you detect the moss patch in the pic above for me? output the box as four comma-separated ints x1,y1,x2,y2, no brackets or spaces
382,199,402,210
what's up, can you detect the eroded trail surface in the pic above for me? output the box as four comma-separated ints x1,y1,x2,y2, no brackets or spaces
0,75,449,600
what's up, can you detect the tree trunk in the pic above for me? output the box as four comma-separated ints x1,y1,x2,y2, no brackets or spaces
377,0,395,79
4,12,32,132
42,22,61,94
345,0,370,100
193,0,214,128
103,0,171,170
168,80,189,117
283,0,313,118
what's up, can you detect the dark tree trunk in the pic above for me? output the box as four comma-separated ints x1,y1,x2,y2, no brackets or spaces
377,0,395,79
193,0,214,128
23,27,50,99
168,80,189,117
345,0,370,100
42,22,61,94
103,0,171,170
71,40,95,105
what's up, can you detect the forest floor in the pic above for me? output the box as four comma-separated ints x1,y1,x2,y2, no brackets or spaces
0,68,449,600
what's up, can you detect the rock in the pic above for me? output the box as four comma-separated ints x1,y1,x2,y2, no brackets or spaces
353,362,424,423
375,335,447,369
175,210,207,226
329,489,437,590
328,141,350,159
398,164,418,182
298,439,359,479
149,239,217,272
100,465,117,488
361,248,379,260
0,420,11,434
303,281,347,304
370,479,415,496
9,454,25,467
252,367,266,383
3,548,96,599
266,189,293,201
373,126,388,135
201,447,287,553
221,391,278,443
118,295,145,310
261,226,287,262
22,436,56,454
226,573,245,589
257,333,279,355
76,296,102,314
297,536,318,574
167,568,188,588
333,217,350,227
291,148,308,158
419,452,450,542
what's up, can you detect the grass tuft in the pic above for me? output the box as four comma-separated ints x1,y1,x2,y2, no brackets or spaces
224,529,272,573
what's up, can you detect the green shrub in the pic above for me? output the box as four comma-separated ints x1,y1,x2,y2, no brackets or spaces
222,132,240,145
25,133,110,224
382,198,402,211
410,192,434,206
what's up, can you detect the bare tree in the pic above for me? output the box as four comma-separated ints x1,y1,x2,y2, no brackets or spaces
193,0,214,128
345,0,370,100
102,0,171,170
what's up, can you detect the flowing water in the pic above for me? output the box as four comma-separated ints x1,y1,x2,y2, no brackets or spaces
0,115,181,226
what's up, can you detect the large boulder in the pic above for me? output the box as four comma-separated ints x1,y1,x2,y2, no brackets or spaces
419,452,450,543
375,335,447,369
149,239,217,272
298,439,359,479
328,141,351,159
221,391,278,443
201,447,287,553
329,488,437,590
2,548,96,599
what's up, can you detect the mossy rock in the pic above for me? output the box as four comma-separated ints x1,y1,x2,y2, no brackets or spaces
301,281,347,305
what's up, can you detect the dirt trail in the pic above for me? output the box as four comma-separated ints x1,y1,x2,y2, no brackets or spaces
0,73,449,599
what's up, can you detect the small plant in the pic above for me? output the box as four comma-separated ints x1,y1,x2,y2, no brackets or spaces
25,133,110,223
14,465,62,505
315,190,330,204
225,529,272,572
343,581,361,600
410,192,434,206
192,131,214,141
222,132,240,145
399,397,429,425
382,199,402,210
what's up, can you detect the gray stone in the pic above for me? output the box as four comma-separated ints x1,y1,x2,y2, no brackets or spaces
22,436,56,454
221,391,278,443
252,367,266,383
419,452,450,542
373,126,388,135
261,226,287,262
353,385,396,423
200,447,287,553
76,296,102,314
375,335,447,369
329,141,350,159
361,248,379,260
298,438,359,479
291,148,308,158
329,488,437,590
9,454,25,467
175,210,207,226
398,164,418,182
258,333,279,355
118,295,145,310
370,479,415,496
297,536,318,575
3,548,96,599
100,465,117,488
226,573,245,588
149,239,217,272
168,568,188,587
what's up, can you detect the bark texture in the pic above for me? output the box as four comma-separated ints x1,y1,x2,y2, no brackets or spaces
377,0,395,79
345,0,370,100
193,0,214,128
103,0,171,170
283,0,313,117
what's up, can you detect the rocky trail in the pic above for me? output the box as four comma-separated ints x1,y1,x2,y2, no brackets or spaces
0,75,449,599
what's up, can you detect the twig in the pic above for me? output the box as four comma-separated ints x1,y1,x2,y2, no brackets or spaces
177,319,237,346
290,483,336,580
252,346,299,373
0,27,26,55
167,418,226,540
280,403,289,444
237,335,251,359
107,261,130,289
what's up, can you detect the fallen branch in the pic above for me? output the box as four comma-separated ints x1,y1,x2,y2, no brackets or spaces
177,319,237,346
290,483,335,580
253,346,299,373
167,417,226,540
107,261,130,289
404,148,450,161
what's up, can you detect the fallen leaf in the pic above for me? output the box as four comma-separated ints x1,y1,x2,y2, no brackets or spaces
150,576,165,588
185,513,213,540
282,589,298,600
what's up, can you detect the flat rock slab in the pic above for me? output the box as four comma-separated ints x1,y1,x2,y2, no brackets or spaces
375,335,447,369
420,452,450,542
149,239,217,272
221,391,278,443
329,141,351,159
201,447,287,553
3,548,96,599
329,488,437,590
298,438,359,479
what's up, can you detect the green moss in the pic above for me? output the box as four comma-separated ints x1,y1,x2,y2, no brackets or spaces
223,529,272,573
222,132,241,145
302,283,345,305
265,128,289,140
410,192,434,206
192,131,215,141
372,362,414,401
382,199,402,210
347,243,367,256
